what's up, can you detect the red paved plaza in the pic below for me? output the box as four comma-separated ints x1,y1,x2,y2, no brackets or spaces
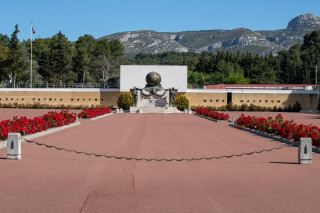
0,112,320,212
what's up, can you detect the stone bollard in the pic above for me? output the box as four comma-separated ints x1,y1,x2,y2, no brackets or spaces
115,108,120,113
7,133,21,160
188,109,192,114
75,115,79,123
232,117,236,125
298,138,312,165
184,109,188,114
120,108,124,113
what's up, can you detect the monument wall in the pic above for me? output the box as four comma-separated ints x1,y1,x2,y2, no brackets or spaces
186,89,318,110
0,88,318,110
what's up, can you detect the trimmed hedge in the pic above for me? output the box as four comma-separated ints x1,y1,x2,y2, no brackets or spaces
117,92,133,110
191,102,302,112
176,95,189,111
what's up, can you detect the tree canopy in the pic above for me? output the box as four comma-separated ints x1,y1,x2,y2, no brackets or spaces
1,25,320,87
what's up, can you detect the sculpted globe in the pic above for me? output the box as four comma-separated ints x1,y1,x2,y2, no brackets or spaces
146,72,161,86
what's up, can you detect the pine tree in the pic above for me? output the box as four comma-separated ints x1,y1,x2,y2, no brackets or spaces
74,34,96,85
6,25,26,87
50,31,73,85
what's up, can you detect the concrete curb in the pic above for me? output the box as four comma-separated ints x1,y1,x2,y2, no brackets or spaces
0,121,81,150
229,124,320,154
194,114,230,123
79,113,113,121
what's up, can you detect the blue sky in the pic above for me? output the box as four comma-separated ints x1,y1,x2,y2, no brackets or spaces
1,0,320,41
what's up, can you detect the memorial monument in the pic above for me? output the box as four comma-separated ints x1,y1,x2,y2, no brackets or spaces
130,72,181,113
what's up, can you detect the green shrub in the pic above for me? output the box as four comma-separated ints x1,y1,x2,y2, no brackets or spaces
117,92,133,110
272,106,278,112
226,102,233,111
292,101,302,112
240,104,249,111
231,104,239,111
176,95,189,111
219,105,226,111
286,105,292,112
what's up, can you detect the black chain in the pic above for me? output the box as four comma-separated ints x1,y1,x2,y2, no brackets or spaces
21,138,298,162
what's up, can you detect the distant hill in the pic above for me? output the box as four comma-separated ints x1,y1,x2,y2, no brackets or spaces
102,14,320,58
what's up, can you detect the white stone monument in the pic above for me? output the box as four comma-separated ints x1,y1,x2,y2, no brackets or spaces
298,138,312,164
129,72,181,113
7,133,21,160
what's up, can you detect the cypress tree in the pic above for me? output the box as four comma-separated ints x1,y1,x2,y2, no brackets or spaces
6,25,25,88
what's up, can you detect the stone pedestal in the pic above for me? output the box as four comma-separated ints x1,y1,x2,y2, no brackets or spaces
130,106,181,114
7,133,21,160
136,90,169,107
130,90,181,114
299,138,312,164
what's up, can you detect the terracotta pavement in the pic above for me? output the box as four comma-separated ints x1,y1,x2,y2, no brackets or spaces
0,113,320,213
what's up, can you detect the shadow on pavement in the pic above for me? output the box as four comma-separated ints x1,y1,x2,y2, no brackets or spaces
269,161,299,165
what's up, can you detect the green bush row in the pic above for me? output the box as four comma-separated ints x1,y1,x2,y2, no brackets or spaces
191,102,302,112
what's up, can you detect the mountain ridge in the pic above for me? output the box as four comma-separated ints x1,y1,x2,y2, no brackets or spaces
102,14,320,58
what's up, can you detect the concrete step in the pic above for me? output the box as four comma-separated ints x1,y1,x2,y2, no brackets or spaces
130,106,182,114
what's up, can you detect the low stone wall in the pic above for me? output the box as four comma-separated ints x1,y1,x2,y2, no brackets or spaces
0,88,120,107
186,89,318,111
0,88,318,110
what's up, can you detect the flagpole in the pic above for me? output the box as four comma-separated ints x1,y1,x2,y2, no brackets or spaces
30,24,33,88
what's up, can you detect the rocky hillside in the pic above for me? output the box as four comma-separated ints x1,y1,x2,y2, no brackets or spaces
102,14,320,58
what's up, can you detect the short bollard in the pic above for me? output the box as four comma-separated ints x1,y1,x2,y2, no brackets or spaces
75,115,79,123
299,138,312,165
138,109,143,114
188,109,192,114
232,117,236,125
7,133,21,160
115,108,120,113
184,109,188,114
120,108,124,113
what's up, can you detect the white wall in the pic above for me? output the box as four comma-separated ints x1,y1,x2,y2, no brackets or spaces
120,65,187,92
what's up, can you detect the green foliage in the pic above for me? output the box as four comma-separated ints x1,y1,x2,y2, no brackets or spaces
91,39,125,88
292,101,302,112
176,95,189,111
33,38,52,85
5,25,27,87
0,41,8,62
129,31,320,85
74,34,96,84
191,103,301,112
2,24,320,87
224,72,249,84
50,31,74,85
117,92,133,110
188,70,204,87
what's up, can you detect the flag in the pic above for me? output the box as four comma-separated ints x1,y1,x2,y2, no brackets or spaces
32,27,35,34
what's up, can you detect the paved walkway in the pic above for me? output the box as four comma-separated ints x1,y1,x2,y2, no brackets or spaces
0,114,320,212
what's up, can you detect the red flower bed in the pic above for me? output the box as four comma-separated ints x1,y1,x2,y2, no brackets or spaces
195,107,230,120
236,114,320,147
78,107,111,118
0,110,77,141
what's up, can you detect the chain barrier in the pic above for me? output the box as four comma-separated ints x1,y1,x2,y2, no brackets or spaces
21,138,299,162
